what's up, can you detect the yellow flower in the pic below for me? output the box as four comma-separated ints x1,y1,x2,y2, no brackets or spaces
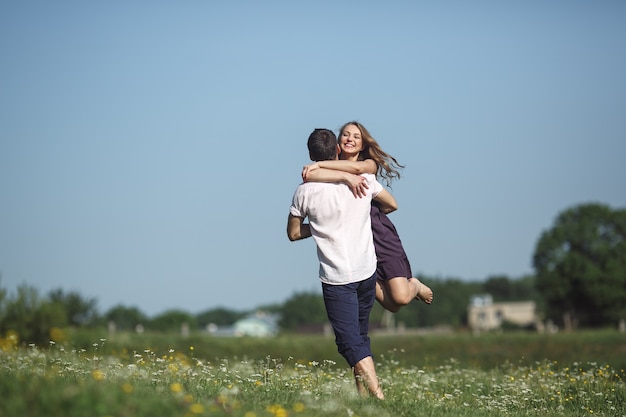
243,412,257,417
170,382,183,393
0,330,19,351
91,369,105,381
189,403,204,414
293,402,306,412
122,383,133,394
267,404,288,417
49,327,65,343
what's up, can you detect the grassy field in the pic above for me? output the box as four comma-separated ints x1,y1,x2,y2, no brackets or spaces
1,329,624,416
67,327,626,370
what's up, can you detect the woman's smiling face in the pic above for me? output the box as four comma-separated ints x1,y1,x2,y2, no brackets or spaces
339,124,363,158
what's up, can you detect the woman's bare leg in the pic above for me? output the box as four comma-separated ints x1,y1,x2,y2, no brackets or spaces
376,277,433,312
411,278,434,304
375,277,413,312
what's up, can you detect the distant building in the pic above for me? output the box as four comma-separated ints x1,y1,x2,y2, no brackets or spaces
207,311,279,337
468,294,537,332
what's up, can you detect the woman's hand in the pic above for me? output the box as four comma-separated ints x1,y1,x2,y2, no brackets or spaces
345,174,369,198
301,162,320,181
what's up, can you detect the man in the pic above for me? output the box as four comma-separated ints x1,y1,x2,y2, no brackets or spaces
287,128,397,399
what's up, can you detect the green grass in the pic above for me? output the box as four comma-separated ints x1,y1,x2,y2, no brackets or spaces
1,329,625,416
67,327,626,370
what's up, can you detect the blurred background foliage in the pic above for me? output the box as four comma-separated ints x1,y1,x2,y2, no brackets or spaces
1,202,624,346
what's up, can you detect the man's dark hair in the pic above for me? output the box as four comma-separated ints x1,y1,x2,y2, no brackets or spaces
307,128,337,161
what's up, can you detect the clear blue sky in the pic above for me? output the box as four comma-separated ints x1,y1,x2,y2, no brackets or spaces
1,1,625,317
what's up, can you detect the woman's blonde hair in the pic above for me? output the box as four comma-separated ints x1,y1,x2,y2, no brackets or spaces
339,121,404,186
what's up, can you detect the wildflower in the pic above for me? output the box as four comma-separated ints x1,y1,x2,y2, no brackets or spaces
0,330,19,351
92,369,105,381
189,403,204,414
293,402,306,412
122,383,133,394
170,382,183,393
267,404,288,417
49,327,65,342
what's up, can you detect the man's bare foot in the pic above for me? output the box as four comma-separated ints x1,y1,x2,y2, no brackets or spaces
413,278,433,304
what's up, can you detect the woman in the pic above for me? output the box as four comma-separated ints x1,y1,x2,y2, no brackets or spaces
302,121,433,312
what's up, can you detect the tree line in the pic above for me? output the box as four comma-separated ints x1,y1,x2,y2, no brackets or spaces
1,202,624,345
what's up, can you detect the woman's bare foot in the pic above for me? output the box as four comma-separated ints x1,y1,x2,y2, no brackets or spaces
413,278,433,304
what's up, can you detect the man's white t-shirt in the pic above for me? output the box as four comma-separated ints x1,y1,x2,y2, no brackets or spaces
289,173,383,285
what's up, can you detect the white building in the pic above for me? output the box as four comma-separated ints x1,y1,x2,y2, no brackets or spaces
468,294,537,332
208,311,279,337
233,314,279,337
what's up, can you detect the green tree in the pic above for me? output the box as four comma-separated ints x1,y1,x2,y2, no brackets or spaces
195,307,245,328
483,275,515,300
47,288,99,326
279,291,327,330
483,274,538,302
104,305,149,331
369,276,483,329
0,284,67,345
149,309,196,332
0,276,6,309
0,277,7,330
533,203,626,328
511,274,540,302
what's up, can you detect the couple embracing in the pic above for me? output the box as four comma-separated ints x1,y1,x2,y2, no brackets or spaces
287,122,433,399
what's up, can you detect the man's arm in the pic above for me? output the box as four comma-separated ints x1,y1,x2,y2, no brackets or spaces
373,189,398,214
287,214,312,241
